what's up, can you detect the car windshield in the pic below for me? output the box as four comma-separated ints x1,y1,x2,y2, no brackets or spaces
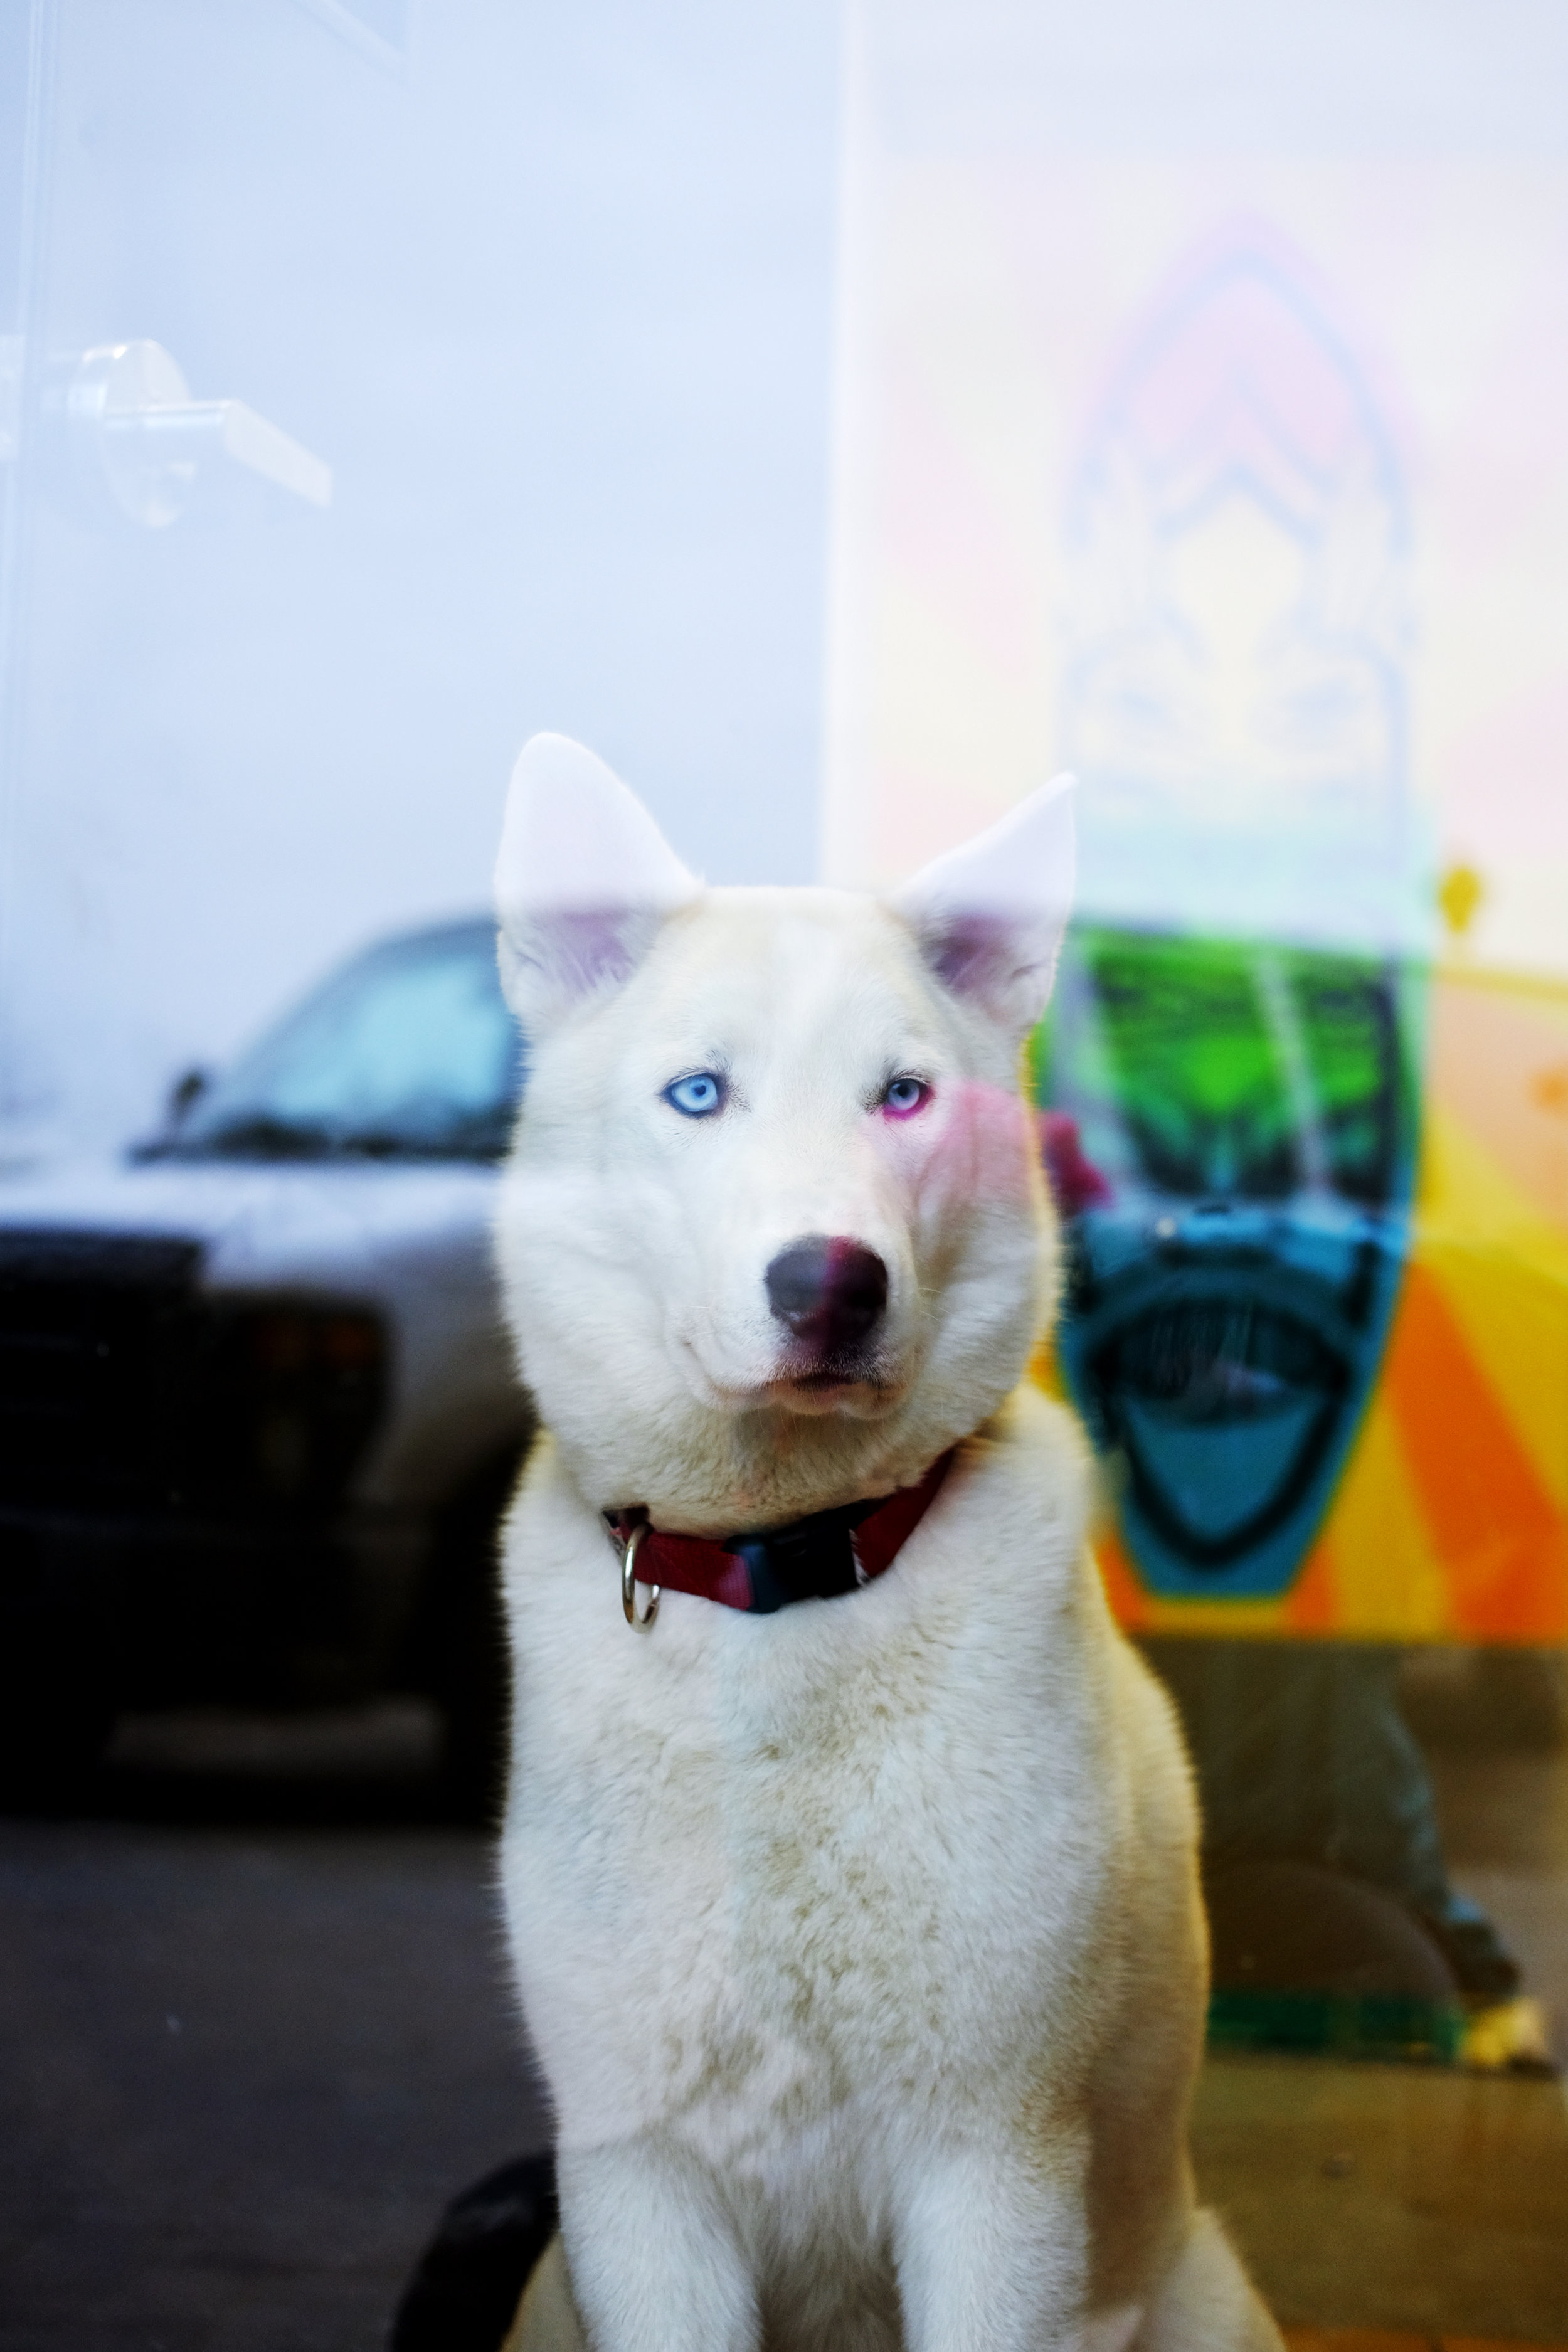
157,921,522,1162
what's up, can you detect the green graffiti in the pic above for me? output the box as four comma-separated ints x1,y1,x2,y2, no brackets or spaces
1036,927,1416,1210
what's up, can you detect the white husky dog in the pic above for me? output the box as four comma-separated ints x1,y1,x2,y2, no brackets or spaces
492,734,1281,2352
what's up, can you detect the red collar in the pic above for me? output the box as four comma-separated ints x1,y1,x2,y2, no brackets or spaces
608,1449,954,1621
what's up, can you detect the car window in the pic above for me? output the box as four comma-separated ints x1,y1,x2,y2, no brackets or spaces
167,922,521,1162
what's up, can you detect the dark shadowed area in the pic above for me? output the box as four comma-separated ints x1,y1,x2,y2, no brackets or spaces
0,1707,549,2352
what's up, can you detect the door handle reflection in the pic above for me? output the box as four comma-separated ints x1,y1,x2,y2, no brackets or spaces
43,340,331,527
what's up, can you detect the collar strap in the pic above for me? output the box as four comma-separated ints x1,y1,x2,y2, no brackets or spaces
607,1449,955,1617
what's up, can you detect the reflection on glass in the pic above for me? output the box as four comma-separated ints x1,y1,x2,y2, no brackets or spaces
1063,231,1414,953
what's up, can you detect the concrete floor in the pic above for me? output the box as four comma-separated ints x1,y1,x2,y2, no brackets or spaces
2,1705,1565,2350
0,1729,549,2352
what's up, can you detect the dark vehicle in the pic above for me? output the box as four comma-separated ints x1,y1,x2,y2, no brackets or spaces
0,919,531,1809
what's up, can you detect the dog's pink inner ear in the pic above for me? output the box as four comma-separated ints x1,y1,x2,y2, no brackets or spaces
497,900,681,1027
494,734,701,1025
892,775,1076,1038
522,909,652,995
923,913,1019,1002
906,906,1066,1036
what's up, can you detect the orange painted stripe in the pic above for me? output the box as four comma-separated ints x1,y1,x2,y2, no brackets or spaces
1091,1527,1152,1629
1379,1261,1567,1640
1281,1531,1340,1632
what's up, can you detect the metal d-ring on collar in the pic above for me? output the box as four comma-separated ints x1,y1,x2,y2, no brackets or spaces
620,1522,661,1630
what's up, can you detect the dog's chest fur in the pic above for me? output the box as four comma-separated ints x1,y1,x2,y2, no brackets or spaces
500,1389,1138,2185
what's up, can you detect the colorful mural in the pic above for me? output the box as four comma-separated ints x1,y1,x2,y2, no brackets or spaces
1037,931,1416,1604
1036,953,1568,1643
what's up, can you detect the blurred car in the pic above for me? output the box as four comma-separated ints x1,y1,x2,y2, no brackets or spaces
0,918,532,1809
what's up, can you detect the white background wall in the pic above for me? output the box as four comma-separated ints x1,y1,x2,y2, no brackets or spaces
0,0,842,1151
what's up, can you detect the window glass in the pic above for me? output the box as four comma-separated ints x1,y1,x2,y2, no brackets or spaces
171,923,519,1160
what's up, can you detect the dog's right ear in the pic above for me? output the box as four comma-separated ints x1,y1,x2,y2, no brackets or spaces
494,734,701,1029
892,773,1076,1041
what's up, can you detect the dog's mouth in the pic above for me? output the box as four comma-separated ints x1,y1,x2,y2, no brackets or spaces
766,1342,906,1416
681,1347,904,1420
771,1376,902,1419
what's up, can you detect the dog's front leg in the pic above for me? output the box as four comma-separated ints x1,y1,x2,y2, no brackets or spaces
558,2137,758,2352
894,2132,1089,2352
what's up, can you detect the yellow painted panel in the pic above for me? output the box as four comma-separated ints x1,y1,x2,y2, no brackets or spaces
1311,1391,1453,1640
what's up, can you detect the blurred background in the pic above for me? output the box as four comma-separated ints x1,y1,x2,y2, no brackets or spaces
2,3,1566,2348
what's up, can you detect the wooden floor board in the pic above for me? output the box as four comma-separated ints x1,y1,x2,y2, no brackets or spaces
1281,2338,1568,2351
1195,2055,1568,2341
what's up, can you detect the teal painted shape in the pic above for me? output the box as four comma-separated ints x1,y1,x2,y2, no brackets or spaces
1120,1392,1324,1552
1039,926,1423,1604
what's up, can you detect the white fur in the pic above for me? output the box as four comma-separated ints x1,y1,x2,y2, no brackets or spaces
492,740,1282,2352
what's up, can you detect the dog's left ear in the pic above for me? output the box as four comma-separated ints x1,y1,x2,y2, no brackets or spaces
495,734,701,1029
893,774,1076,1038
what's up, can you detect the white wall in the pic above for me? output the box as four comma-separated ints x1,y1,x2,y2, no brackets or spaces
0,0,841,1150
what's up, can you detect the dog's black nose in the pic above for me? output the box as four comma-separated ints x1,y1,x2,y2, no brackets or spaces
765,1236,889,1357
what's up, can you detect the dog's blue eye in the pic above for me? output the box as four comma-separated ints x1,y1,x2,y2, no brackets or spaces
882,1076,930,1118
664,1071,725,1118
